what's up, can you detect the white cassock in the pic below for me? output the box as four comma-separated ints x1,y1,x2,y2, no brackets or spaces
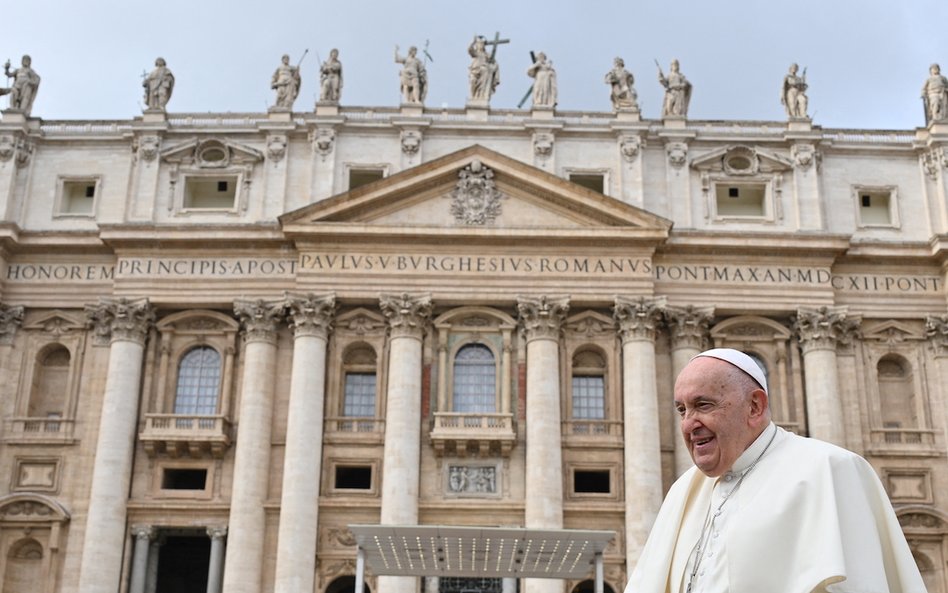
627,423,926,593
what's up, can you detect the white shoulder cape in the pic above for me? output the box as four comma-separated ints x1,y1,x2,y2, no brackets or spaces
626,427,925,593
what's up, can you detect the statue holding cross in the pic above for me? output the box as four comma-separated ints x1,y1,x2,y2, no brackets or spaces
468,32,508,105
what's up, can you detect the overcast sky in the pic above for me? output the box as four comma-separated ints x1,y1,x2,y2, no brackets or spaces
3,0,945,129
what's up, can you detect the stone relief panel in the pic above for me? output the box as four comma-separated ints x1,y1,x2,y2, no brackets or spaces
11,458,60,492
448,160,505,226
445,464,499,496
883,469,933,504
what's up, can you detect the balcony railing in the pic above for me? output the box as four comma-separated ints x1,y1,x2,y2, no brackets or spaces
869,428,937,448
429,412,516,457
139,414,231,458
3,417,76,444
325,416,386,435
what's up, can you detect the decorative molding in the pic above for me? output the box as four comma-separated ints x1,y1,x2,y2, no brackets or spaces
664,304,713,351
517,295,569,342
925,314,948,357
0,304,24,345
448,159,505,226
665,141,688,169
134,135,160,162
400,130,421,156
614,295,666,343
284,292,337,339
921,147,947,180
130,524,154,540
533,132,554,158
0,494,70,523
447,465,497,494
160,137,263,168
267,135,287,162
233,298,286,344
85,298,155,346
379,293,432,340
0,135,34,168
312,128,335,158
619,135,643,162
327,526,356,548
207,525,228,539
790,144,819,171
793,306,861,353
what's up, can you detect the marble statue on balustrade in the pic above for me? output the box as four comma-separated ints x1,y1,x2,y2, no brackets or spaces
605,57,639,112
657,59,691,118
319,49,343,103
468,35,501,104
271,54,301,110
142,57,174,111
1,55,40,115
781,63,809,119
394,45,427,104
922,63,948,124
527,52,557,108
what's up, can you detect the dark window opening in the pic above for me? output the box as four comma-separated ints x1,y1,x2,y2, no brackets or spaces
326,575,372,593
162,468,208,490
349,169,385,190
573,469,610,493
861,194,871,207
155,535,210,593
569,174,605,194
335,465,372,489
728,186,739,198
217,181,228,192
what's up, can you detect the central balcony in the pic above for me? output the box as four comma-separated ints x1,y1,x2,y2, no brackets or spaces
429,412,517,458
139,414,232,458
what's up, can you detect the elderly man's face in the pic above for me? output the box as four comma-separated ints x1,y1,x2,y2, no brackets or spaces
674,357,766,477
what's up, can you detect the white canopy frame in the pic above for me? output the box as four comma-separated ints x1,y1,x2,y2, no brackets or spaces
348,525,615,593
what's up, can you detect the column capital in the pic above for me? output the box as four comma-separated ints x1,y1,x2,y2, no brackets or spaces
379,293,432,340
207,525,228,539
285,292,337,339
614,296,666,344
517,295,569,342
793,306,861,353
130,524,154,540
0,303,24,345
234,298,286,344
664,304,713,351
86,298,155,345
925,314,948,358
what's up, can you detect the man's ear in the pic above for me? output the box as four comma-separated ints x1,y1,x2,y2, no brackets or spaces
749,388,768,420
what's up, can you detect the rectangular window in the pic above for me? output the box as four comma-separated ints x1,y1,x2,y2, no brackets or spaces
343,372,376,416
573,469,611,494
348,168,385,190
715,183,766,217
335,465,372,489
569,173,605,194
58,178,99,215
855,187,897,227
161,468,208,490
184,176,238,209
572,375,605,419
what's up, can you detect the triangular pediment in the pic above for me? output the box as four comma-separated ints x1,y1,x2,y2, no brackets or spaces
690,144,793,174
23,310,84,334
863,320,923,342
161,137,263,167
281,145,671,239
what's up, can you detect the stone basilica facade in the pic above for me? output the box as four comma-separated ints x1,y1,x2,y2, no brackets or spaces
0,51,947,593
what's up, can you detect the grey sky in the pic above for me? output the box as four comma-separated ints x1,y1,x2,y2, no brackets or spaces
4,0,946,129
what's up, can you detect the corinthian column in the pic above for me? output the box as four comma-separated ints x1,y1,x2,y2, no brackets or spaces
518,295,569,593
614,296,665,570
222,299,285,593
925,315,948,444
77,298,155,593
664,305,713,477
378,293,432,593
793,306,861,446
274,294,336,593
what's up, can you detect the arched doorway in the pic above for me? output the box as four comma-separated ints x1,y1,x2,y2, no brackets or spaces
326,575,371,593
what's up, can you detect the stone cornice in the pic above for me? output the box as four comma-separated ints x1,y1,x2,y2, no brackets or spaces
85,298,155,345
234,298,286,344
379,293,432,340
517,295,569,342
284,292,337,339
614,295,666,344
793,306,861,353
664,304,713,350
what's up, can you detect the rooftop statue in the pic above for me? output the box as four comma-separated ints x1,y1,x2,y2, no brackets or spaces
657,59,691,118
781,63,809,119
394,45,427,104
922,63,948,124
468,33,507,105
142,57,174,111
605,57,638,112
271,53,302,111
319,49,343,103
526,52,556,109
2,55,41,115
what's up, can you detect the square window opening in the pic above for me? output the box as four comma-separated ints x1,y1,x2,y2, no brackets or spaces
335,465,372,489
349,169,385,190
569,174,605,194
715,183,765,217
61,180,97,215
184,176,238,209
161,468,208,490
859,190,892,225
573,469,610,494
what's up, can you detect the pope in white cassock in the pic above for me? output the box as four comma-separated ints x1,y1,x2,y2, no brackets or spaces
626,348,926,593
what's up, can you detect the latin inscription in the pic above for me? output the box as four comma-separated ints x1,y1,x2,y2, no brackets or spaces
299,254,653,275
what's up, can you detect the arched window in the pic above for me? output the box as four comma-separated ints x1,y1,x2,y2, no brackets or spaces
3,538,43,593
343,345,377,417
28,345,70,418
878,354,917,433
173,347,222,415
571,350,605,420
452,344,496,413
